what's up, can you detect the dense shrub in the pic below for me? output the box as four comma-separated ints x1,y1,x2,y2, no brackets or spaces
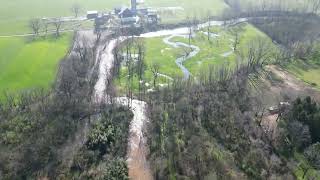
288,97,320,143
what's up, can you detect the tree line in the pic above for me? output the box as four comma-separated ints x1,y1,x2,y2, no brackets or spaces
0,31,132,179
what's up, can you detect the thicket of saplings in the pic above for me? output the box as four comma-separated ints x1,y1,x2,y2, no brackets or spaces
275,96,320,179
250,16,320,62
146,64,287,179
223,0,320,65
146,67,320,179
66,105,132,179
0,34,131,179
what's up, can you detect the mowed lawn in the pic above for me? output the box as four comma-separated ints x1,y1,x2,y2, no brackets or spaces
0,34,72,95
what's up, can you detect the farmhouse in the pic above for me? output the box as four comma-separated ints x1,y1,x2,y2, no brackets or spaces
87,11,98,19
118,8,135,18
92,0,159,33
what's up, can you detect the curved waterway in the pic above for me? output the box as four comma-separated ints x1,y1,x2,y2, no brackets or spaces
163,35,200,80
139,18,246,79
93,17,248,180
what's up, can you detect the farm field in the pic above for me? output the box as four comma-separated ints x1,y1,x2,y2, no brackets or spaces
0,34,72,96
115,23,275,94
0,0,126,35
0,0,228,95
231,0,309,12
0,0,228,35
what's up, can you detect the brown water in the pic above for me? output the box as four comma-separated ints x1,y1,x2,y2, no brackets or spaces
117,98,153,180
93,38,153,179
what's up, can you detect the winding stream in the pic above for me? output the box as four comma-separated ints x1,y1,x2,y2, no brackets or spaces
93,17,248,180
163,35,200,80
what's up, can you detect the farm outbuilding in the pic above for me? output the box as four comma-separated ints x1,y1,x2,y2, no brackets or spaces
118,8,135,18
87,11,98,19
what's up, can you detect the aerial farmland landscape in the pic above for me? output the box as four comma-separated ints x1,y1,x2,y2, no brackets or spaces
0,0,320,179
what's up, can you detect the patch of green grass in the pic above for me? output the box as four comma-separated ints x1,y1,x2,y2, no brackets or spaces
0,34,72,95
0,0,229,96
0,0,126,34
144,37,185,78
115,23,274,94
172,23,272,76
0,0,228,35
293,152,320,180
236,0,308,12
145,0,228,24
286,60,320,89
114,37,185,93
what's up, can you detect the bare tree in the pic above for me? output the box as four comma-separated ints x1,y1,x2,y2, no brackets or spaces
95,29,102,44
29,18,41,36
53,18,63,37
206,11,212,41
122,37,136,105
187,17,193,46
308,0,320,13
233,31,240,51
236,37,275,88
229,26,243,51
298,162,312,179
71,3,82,18
74,35,93,65
260,0,268,11
42,21,49,38
151,63,160,88
136,39,146,98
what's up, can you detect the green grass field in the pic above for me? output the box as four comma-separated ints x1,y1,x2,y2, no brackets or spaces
0,0,228,35
115,37,185,93
0,0,228,95
0,34,72,95
115,23,273,94
172,23,272,76
236,0,308,12
286,60,320,89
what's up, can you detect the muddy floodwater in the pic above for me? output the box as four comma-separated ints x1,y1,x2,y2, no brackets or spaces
93,18,248,180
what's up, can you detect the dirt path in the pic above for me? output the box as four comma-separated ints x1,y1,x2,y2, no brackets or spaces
267,65,320,101
256,65,320,134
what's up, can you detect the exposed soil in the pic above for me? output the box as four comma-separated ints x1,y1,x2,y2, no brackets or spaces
259,65,320,133
266,65,320,102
